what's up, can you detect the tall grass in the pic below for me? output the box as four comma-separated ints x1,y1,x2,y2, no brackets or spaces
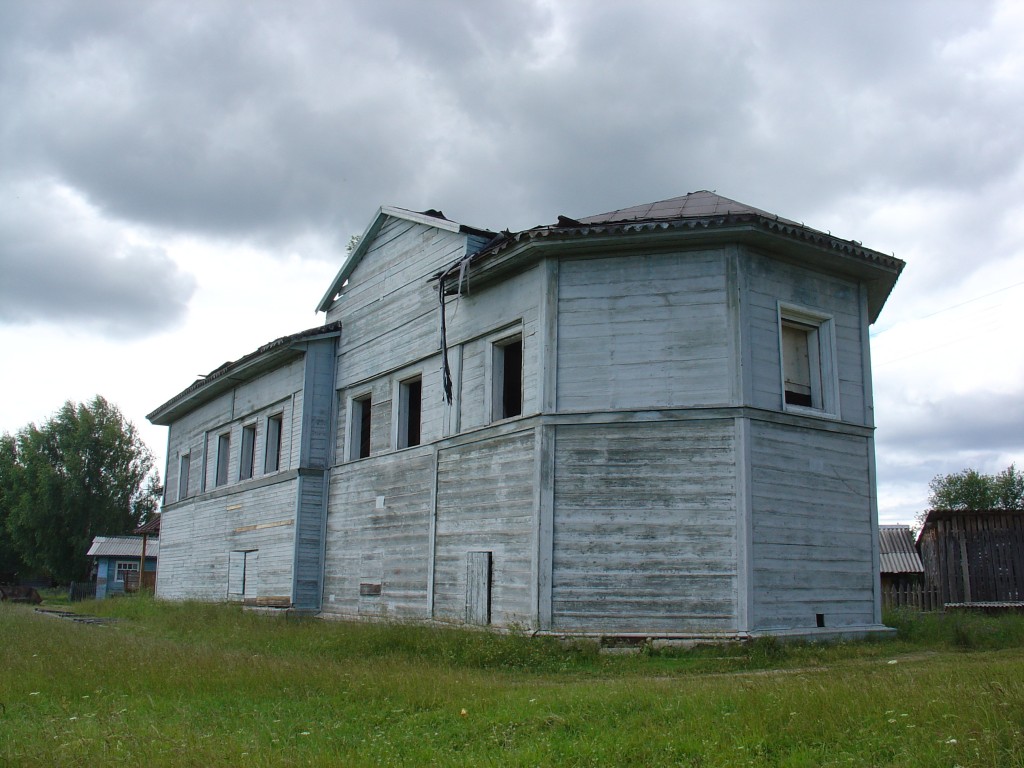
2,599,1023,767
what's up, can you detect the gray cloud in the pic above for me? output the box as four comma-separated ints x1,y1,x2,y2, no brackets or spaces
3,0,1017,254
880,390,1024,454
1,0,1022,520
0,179,196,337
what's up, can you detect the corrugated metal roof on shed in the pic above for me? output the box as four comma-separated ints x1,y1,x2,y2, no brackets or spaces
878,525,923,574
87,536,160,559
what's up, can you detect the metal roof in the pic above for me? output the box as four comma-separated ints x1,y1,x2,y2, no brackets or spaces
87,536,160,559
577,190,802,226
878,525,923,574
437,191,904,323
133,515,161,536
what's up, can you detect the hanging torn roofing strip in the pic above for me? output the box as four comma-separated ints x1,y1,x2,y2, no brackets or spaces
438,275,454,405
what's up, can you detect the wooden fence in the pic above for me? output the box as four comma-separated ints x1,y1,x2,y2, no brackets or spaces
68,581,97,602
881,582,941,612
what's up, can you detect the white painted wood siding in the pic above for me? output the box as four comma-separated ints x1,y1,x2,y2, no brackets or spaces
163,358,304,503
556,251,731,412
433,430,537,626
748,420,875,629
321,447,435,619
328,218,469,386
551,420,737,633
451,268,543,430
742,249,867,424
156,474,298,602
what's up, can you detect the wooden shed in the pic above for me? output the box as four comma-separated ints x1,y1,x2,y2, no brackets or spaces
150,191,903,639
918,509,1024,607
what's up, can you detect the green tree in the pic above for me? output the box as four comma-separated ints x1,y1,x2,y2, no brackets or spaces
0,433,27,577
2,396,160,582
919,464,1024,530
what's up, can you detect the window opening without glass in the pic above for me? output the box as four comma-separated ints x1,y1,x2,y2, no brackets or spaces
398,377,422,448
178,453,190,501
351,395,372,459
215,433,230,487
265,414,282,473
239,424,256,480
492,336,523,421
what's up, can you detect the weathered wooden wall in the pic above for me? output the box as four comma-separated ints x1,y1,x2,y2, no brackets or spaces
742,248,867,424
157,356,308,604
157,475,299,602
321,447,435,618
919,511,1024,604
551,419,738,633
164,359,305,502
556,250,731,411
434,429,537,626
747,420,875,629
322,216,544,624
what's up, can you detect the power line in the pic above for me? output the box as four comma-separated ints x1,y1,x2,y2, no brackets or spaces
871,278,1024,337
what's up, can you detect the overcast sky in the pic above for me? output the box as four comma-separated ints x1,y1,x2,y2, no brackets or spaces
2,0,1022,524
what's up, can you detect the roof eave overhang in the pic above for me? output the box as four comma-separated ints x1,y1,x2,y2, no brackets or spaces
438,218,904,323
316,206,469,313
147,346,306,426
147,324,342,426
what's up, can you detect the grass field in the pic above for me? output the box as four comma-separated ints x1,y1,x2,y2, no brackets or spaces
2,598,1023,767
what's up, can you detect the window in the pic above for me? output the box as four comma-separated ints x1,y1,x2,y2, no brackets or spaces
265,414,282,473
177,454,190,501
115,560,140,583
239,424,256,480
215,432,230,486
491,335,523,421
778,304,838,416
350,395,372,459
398,377,422,448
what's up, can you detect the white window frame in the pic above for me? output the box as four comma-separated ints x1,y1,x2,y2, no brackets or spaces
490,333,524,422
215,432,231,487
115,560,140,583
394,375,423,449
177,453,190,502
347,391,373,461
777,302,840,418
239,423,257,481
264,413,283,474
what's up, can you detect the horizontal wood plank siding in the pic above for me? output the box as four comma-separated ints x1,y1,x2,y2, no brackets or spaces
433,431,537,626
164,359,304,504
551,420,737,633
742,249,865,424
556,251,731,411
749,420,874,629
156,476,298,602
321,448,435,619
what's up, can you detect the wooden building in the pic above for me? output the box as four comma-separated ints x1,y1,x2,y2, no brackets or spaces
149,191,903,639
918,509,1024,607
87,536,159,598
879,525,925,592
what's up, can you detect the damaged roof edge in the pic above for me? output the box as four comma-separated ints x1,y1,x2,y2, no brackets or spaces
315,206,494,313
434,212,904,321
147,321,342,426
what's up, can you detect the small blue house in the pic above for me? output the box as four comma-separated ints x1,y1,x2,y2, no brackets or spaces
88,536,159,598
